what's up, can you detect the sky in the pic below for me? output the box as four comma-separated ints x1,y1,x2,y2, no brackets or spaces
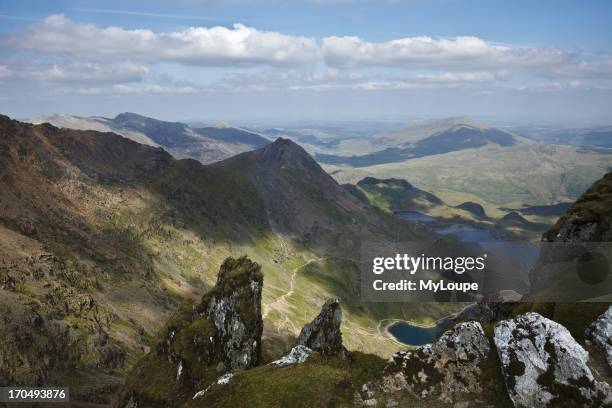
1,0,612,124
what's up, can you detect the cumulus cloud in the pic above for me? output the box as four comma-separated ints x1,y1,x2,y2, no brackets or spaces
2,13,611,97
322,35,571,69
4,14,320,66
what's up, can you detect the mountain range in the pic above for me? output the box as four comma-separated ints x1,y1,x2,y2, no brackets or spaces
30,112,270,164
2,112,611,406
319,118,612,221
0,114,463,404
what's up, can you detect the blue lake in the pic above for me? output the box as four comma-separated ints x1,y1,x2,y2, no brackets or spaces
388,318,452,346
388,305,475,346
436,224,498,242
394,211,436,223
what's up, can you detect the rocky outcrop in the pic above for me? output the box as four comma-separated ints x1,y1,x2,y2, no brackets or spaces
198,256,264,371
272,345,312,367
494,312,611,407
296,298,347,358
366,321,492,404
116,256,263,407
585,305,612,370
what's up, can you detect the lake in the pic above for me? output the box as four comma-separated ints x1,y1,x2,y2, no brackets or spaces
394,210,436,223
387,318,453,346
436,224,498,242
387,305,475,346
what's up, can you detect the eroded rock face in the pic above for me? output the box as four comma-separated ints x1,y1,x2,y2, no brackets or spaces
585,305,612,370
494,312,611,407
296,298,347,357
369,321,492,404
201,256,264,371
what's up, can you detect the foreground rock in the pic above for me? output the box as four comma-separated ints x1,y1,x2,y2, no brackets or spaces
494,312,611,407
585,305,612,370
116,256,263,407
296,298,347,358
365,321,493,405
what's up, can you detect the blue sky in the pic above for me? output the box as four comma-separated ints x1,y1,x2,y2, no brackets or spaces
1,0,612,124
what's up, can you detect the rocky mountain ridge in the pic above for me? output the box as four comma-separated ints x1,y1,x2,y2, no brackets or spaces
31,112,270,164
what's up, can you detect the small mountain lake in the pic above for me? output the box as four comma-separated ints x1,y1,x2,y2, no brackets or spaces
390,210,503,345
388,319,452,346
388,305,475,346
394,211,499,241
394,210,436,223
436,224,498,242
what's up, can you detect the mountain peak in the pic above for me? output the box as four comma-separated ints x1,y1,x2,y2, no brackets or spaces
114,112,146,121
112,112,186,128
253,137,314,167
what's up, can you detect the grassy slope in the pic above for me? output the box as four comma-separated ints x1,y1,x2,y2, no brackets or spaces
186,352,388,408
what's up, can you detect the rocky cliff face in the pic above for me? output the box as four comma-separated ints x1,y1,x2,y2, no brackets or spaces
494,312,611,407
116,256,263,407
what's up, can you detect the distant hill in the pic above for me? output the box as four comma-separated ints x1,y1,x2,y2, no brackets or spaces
317,122,523,167
344,177,443,214
30,112,270,164
519,125,612,149
456,202,486,217
195,125,269,148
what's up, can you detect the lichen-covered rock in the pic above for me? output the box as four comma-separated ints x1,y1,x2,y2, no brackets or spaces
296,298,347,357
494,312,611,407
585,305,612,370
368,321,492,404
199,256,263,371
116,256,263,407
272,345,312,367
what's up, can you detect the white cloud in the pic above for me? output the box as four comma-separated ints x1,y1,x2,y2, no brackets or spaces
551,58,612,79
5,14,320,67
0,61,151,83
77,83,201,95
3,13,612,98
322,35,571,69
416,70,511,83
